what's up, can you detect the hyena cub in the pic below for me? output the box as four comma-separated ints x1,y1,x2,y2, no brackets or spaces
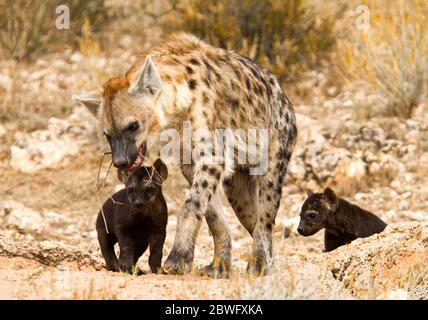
297,187,387,252
96,159,168,274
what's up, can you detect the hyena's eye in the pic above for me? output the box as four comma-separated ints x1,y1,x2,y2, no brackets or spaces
104,132,112,142
125,121,139,133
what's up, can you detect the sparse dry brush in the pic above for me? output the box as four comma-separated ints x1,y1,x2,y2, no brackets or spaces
339,0,428,118
159,0,339,83
0,0,109,61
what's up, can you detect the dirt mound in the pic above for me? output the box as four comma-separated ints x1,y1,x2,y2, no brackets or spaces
321,222,428,298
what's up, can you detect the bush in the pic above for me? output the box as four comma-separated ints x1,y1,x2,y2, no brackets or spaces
339,0,428,118
160,0,338,83
0,0,109,61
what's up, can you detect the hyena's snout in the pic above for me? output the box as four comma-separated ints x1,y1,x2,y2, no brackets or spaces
111,139,146,171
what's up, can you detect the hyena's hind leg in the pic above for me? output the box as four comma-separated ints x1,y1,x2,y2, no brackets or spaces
222,168,258,236
248,131,295,275
180,165,232,278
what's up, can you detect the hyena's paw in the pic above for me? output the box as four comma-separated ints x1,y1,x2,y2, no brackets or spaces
246,255,269,277
164,249,193,275
197,261,231,279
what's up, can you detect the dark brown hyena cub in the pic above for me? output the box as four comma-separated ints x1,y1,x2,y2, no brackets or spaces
297,187,387,252
96,159,168,274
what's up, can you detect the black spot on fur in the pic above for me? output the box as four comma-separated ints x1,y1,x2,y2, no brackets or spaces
201,164,208,171
203,92,209,104
223,178,231,188
233,68,242,81
204,78,211,88
186,66,194,74
190,58,200,65
188,79,197,90
245,78,252,91
208,167,217,176
267,195,272,202
201,180,208,188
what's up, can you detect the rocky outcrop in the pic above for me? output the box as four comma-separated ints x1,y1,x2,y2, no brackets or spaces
9,106,97,173
0,233,103,271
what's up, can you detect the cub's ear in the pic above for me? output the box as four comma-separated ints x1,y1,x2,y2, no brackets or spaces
307,190,314,197
153,158,168,183
72,92,102,117
323,187,338,205
129,56,163,97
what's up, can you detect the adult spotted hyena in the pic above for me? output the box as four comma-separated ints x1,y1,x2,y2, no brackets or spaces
74,33,297,277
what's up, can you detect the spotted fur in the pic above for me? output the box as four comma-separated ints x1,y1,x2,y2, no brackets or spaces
74,33,297,277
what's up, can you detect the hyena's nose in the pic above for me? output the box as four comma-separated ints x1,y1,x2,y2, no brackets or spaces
113,156,129,169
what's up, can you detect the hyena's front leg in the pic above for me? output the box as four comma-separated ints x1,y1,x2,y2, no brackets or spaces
164,163,225,275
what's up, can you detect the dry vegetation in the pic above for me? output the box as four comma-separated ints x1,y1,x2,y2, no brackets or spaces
0,0,427,300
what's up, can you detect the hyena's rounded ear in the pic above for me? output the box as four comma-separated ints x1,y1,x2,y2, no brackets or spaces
153,158,168,183
129,56,163,97
72,91,102,117
307,190,314,198
323,187,338,205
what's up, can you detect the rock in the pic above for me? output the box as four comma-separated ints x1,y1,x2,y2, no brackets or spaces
0,233,103,271
0,200,77,239
9,106,96,173
282,216,300,238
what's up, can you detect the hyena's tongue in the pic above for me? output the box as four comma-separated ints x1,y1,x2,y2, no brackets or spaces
127,154,143,172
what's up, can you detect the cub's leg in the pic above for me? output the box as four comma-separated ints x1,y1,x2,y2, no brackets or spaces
149,229,167,274
324,230,346,252
118,235,136,274
132,241,149,275
97,218,120,272
164,162,226,275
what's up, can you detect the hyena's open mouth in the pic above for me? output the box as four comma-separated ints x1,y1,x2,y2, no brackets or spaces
127,141,146,172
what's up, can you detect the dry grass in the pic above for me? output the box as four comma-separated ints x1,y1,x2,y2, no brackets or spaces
0,0,109,61
338,0,428,118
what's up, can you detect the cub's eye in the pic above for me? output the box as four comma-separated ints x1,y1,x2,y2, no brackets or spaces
127,187,135,194
309,212,317,219
125,121,139,133
145,186,156,193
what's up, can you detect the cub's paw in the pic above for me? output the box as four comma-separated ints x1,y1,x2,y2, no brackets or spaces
152,266,168,275
164,249,193,275
119,260,133,274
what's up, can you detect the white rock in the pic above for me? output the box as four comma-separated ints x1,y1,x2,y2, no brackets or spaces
9,106,96,173
0,124,6,137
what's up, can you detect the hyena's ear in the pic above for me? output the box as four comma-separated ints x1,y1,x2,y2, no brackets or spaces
153,158,168,183
307,190,314,197
129,56,163,97
323,187,338,206
72,92,102,117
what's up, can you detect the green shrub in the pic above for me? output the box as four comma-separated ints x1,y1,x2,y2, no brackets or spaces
160,0,338,83
0,0,109,61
